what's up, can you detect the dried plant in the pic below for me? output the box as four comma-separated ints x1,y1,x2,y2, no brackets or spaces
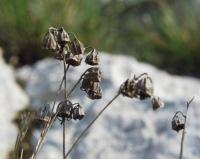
171,97,194,159
14,27,165,159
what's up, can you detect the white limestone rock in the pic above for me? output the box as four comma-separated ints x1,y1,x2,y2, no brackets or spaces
0,49,29,158
17,53,200,159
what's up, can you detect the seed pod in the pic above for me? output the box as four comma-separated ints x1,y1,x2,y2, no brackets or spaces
151,96,164,110
171,112,185,132
69,36,85,55
43,30,58,51
87,85,102,99
119,78,137,98
57,100,73,120
85,48,99,65
81,79,102,99
83,67,101,82
65,52,83,66
57,27,70,47
136,76,154,100
72,104,85,120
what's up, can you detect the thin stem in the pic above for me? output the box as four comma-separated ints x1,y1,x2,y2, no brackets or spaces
62,49,67,159
63,118,66,159
66,69,88,98
31,50,70,159
51,64,70,112
179,97,194,159
64,93,120,158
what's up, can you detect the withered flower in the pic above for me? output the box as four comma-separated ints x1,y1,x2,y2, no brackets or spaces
81,67,102,99
65,52,83,66
83,67,101,82
43,30,58,51
135,76,154,100
85,48,99,65
57,27,70,47
69,35,85,55
119,78,137,98
119,74,154,100
72,104,85,120
151,96,164,110
57,100,73,120
64,35,85,66
172,111,186,132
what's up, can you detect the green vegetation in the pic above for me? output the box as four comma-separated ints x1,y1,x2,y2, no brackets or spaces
0,0,200,76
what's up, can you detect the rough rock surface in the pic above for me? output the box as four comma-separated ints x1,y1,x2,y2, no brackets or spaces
0,49,29,158
17,53,200,159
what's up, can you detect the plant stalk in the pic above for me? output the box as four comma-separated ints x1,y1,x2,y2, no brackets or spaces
179,97,194,159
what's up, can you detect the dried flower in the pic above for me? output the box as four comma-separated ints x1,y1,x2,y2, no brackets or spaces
72,104,85,120
172,111,186,132
69,35,85,55
57,27,70,47
65,52,83,66
83,67,101,82
119,78,137,98
85,48,99,65
151,96,164,110
57,100,73,120
135,76,154,100
81,67,102,99
43,30,58,51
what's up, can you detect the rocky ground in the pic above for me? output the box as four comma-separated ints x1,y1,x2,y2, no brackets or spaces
1,50,200,159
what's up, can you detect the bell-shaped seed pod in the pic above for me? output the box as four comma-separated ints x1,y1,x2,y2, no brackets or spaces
152,96,164,110
83,67,101,82
80,79,93,91
57,100,73,120
119,78,137,98
87,82,102,99
69,36,85,55
80,79,102,99
43,30,58,51
57,27,70,47
136,76,154,100
65,52,83,66
85,48,99,65
72,104,85,120
171,112,185,132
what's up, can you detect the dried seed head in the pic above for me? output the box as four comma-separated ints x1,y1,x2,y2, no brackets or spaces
57,27,70,47
72,104,85,120
57,100,73,120
83,67,101,82
87,85,102,99
85,48,99,65
43,30,58,51
151,96,164,110
81,79,102,99
119,78,137,98
81,67,102,99
136,76,154,100
172,112,185,132
69,35,85,55
65,52,83,66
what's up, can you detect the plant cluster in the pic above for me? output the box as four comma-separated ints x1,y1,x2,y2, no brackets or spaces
14,27,194,159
